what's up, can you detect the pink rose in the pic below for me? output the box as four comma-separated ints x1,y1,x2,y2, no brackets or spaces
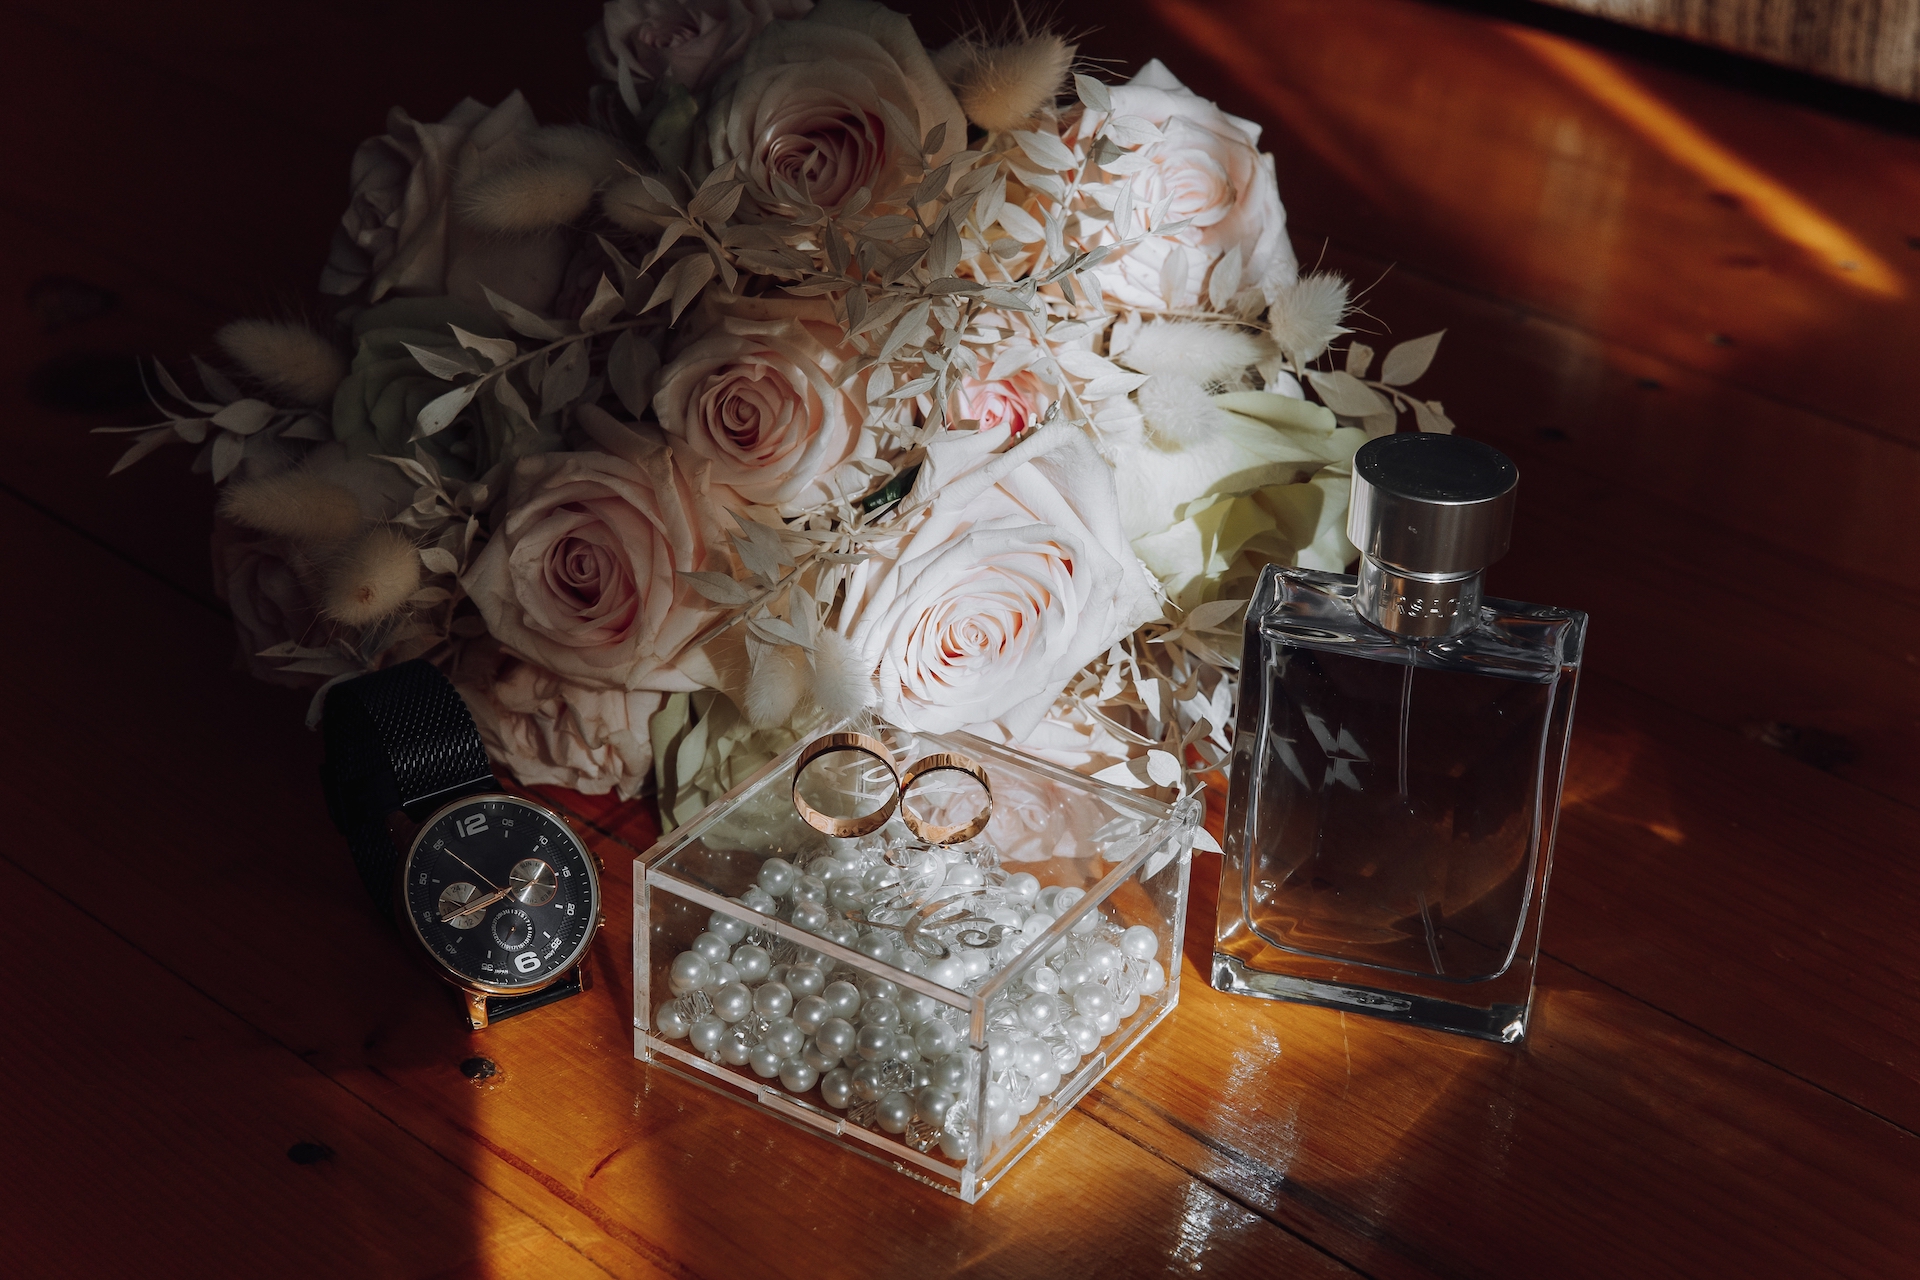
591,0,813,94
653,297,879,514
955,369,1053,437
837,424,1160,737
1070,61,1296,311
319,92,571,313
458,646,662,799
700,0,964,215
462,410,729,691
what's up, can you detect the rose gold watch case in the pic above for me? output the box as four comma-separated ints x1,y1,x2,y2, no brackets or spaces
398,792,604,1001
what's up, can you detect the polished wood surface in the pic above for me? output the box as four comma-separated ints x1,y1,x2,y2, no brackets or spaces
3,1,1916,1275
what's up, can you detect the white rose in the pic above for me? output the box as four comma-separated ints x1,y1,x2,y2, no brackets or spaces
457,645,662,800
319,92,571,313
700,0,964,215
591,0,813,94
1072,60,1296,311
653,296,880,514
837,424,1160,737
462,410,730,691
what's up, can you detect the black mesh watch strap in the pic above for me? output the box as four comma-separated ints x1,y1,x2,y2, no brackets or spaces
320,659,497,912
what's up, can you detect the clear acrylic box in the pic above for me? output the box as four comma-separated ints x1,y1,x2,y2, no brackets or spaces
633,716,1198,1202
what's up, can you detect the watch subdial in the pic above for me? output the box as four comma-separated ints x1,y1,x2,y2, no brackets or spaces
510,858,557,907
438,882,485,929
491,908,534,951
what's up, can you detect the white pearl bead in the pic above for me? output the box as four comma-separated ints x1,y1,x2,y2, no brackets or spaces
898,991,937,1025
778,1058,819,1093
790,901,830,932
1021,912,1056,937
815,1017,857,1059
668,952,712,995
754,982,794,1018
1054,887,1086,913
707,911,748,945
763,1018,804,1058
852,1063,887,1102
1018,993,1059,1032
1050,1041,1081,1074
930,1054,970,1093
855,932,893,962
989,1105,1018,1136
739,886,777,915
689,932,731,964
1004,872,1039,904
960,949,992,979
877,1091,913,1133
803,1040,840,1073
708,960,740,987
1065,1015,1101,1054
938,1128,972,1161
820,1067,855,1109
1057,959,1094,990
822,920,862,949
1138,960,1167,995
895,949,930,975
915,1085,954,1125
711,982,753,1022
1014,1037,1051,1076
793,874,828,905
928,957,966,988
944,863,984,887
856,1025,896,1061
719,1031,753,1066
1072,911,1100,936
860,998,901,1029
1033,886,1061,913
791,995,831,1035
986,1032,1017,1072
730,944,771,983
1118,991,1141,1018
984,1081,1012,1112
688,1016,726,1054
821,981,862,1019
1031,1065,1061,1097
1026,965,1060,994
1072,983,1112,1019
915,1020,959,1058
654,1002,691,1039
1095,1008,1120,1035
749,1044,783,1078
1121,924,1160,961
1088,942,1124,977
757,857,798,897
858,976,900,1004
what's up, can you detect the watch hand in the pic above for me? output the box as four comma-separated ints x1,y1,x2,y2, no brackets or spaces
443,886,511,924
442,847,503,893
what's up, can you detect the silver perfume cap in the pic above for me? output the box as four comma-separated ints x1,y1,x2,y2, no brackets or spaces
1348,434,1518,638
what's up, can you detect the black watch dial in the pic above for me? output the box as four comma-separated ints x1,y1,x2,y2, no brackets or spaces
403,796,599,992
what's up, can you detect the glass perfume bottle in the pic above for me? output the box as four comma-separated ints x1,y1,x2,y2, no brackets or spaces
1214,433,1586,1043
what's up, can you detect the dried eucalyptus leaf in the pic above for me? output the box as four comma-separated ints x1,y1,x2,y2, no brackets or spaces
1380,331,1446,386
414,383,479,438
1412,399,1456,434
922,120,948,155
541,341,589,415
680,569,752,607
1345,341,1375,379
995,203,1045,244
403,343,478,382
210,430,245,483
1074,73,1113,113
450,326,518,369
580,274,626,330
1208,246,1243,312
482,287,565,341
1012,129,1076,172
418,546,460,575
210,399,277,435
1305,369,1391,418
109,427,175,475
927,221,961,279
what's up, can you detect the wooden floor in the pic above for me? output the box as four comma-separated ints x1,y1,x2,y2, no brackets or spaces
3,1,1916,1275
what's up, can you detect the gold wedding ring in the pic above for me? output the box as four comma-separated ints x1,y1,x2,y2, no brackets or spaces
792,732,900,838
898,752,994,845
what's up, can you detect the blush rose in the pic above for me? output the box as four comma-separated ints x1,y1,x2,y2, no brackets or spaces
836,423,1160,737
461,408,730,692
1071,60,1297,312
458,645,663,799
591,0,814,94
653,296,879,514
699,0,964,215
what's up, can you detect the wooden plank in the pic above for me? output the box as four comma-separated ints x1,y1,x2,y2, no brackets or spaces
0,488,1351,1276
3,859,613,1279
954,0,1920,445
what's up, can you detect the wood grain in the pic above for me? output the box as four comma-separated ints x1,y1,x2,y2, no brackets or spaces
3,0,1919,1275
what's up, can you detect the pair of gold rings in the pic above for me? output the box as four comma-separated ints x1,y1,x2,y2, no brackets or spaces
791,732,993,845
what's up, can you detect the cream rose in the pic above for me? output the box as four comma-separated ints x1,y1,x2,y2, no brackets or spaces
837,424,1160,737
1073,60,1296,312
699,0,964,215
653,297,878,514
457,645,663,799
462,409,729,691
591,0,813,94
319,92,571,313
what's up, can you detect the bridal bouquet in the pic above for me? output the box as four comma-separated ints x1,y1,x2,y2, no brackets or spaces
105,0,1453,826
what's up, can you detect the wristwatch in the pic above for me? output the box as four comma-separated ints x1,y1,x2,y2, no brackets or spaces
320,659,603,1030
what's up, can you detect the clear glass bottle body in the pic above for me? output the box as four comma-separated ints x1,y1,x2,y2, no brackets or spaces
1214,564,1586,1042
